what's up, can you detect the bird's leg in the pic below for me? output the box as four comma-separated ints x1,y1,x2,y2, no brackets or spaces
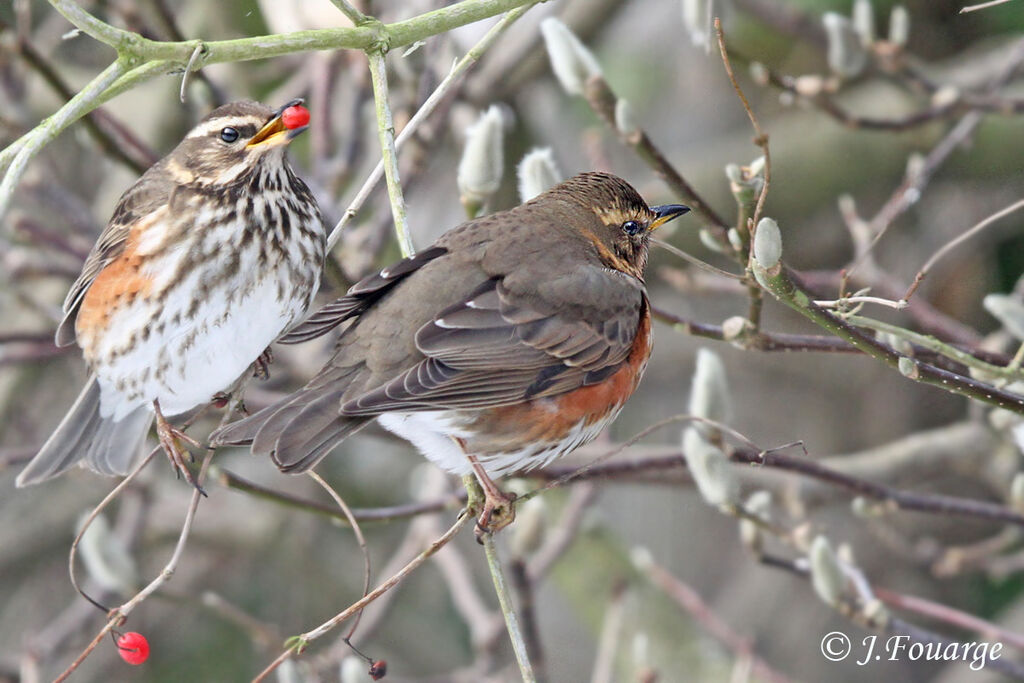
253,346,274,380
456,441,516,541
153,400,205,495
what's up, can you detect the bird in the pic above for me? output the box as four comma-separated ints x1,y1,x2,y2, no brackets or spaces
16,99,326,489
211,172,688,532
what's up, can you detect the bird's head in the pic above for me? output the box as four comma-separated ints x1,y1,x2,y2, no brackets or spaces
166,99,309,187
546,172,689,279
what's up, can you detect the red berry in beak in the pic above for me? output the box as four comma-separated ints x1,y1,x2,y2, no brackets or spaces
116,632,150,665
282,105,310,130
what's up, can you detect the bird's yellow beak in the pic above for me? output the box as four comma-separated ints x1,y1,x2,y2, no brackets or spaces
649,204,690,230
247,117,290,148
247,99,307,149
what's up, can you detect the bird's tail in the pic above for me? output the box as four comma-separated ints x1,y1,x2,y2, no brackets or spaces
211,369,370,473
16,378,152,486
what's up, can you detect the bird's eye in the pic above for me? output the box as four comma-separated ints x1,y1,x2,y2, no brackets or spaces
622,220,644,236
220,127,240,143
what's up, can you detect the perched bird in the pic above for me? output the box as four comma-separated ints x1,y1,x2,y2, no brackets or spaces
212,172,688,530
17,100,326,488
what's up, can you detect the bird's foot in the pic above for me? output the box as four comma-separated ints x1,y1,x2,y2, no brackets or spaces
154,405,205,496
474,488,517,543
462,460,517,543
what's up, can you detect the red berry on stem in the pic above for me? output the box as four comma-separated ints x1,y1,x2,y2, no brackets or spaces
117,632,150,665
281,105,310,130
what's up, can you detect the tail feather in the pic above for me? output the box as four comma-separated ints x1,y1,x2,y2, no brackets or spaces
16,378,152,486
269,389,370,472
85,404,153,476
210,376,370,474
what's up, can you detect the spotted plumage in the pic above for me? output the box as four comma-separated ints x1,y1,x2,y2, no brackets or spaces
18,100,326,486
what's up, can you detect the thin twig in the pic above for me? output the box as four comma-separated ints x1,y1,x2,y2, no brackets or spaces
581,76,730,239
252,511,471,682
961,0,1015,12
590,581,626,683
307,471,371,641
814,296,907,310
640,555,791,683
326,4,536,250
366,49,413,257
873,587,1024,651
327,0,368,24
904,197,1024,301
0,57,129,219
217,467,465,522
55,404,229,681
714,18,770,233
178,41,205,103
483,535,537,682
509,559,546,681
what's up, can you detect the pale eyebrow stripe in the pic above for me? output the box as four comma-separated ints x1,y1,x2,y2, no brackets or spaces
186,115,266,139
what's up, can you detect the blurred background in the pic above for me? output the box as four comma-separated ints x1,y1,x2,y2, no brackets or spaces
3,0,1024,680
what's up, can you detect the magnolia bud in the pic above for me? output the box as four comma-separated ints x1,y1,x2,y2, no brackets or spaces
823,13,868,77
753,217,782,268
457,105,505,210
517,148,562,202
540,18,602,96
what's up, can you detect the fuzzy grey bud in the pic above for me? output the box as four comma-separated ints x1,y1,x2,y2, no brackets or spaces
739,490,772,554
852,0,875,46
897,356,919,379
810,535,846,607
753,217,782,268
689,348,733,428
699,228,727,254
888,6,910,47
749,61,769,86
457,105,505,207
823,12,868,77
540,18,602,96
721,315,752,342
630,546,654,571
984,294,1024,341
517,148,562,202
615,97,639,137
681,0,713,52
1012,474,1024,513
683,427,738,508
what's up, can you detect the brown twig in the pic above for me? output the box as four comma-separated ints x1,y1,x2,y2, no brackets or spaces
217,467,466,522
581,75,730,241
307,471,371,641
873,586,1024,651
714,18,770,233
252,511,472,682
904,197,1024,302
640,555,791,683
510,558,547,682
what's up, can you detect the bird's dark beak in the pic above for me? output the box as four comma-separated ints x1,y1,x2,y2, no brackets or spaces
649,204,691,230
248,98,306,149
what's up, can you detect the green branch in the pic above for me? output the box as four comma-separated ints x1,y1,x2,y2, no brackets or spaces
367,50,413,257
0,0,538,223
752,261,1024,415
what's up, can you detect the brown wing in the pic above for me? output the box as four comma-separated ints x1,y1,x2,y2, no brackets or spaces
340,264,645,414
55,163,171,347
279,246,447,344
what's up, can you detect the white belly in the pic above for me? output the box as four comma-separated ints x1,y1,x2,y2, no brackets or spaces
378,408,615,477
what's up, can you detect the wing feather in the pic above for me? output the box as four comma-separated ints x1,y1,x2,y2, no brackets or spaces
340,265,644,416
